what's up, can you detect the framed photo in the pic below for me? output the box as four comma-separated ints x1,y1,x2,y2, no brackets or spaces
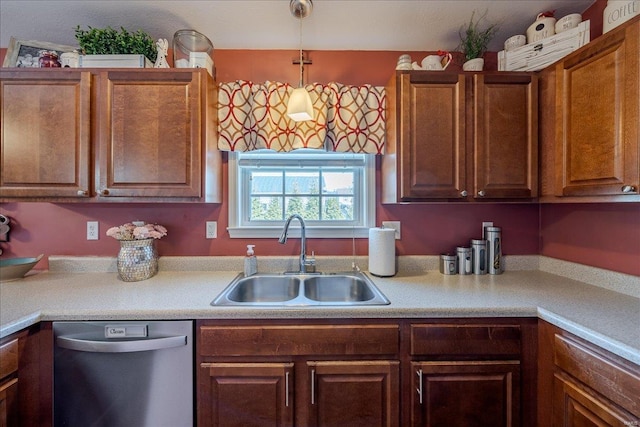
2,37,77,68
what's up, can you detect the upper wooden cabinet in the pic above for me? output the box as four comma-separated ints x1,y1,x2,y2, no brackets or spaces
541,16,639,200
0,68,221,202
0,70,92,198
382,71,538,203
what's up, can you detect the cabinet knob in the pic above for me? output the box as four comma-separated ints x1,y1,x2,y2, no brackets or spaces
460,190,468,197
76,190,89,197
100,189,110,196
478,190,486,197
621,185,637,193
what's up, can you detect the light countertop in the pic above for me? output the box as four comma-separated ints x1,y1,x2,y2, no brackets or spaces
1,255,639,365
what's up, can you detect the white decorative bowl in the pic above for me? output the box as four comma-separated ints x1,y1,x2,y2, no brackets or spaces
555,13,582,33
0,254,43,282
504,35,526,51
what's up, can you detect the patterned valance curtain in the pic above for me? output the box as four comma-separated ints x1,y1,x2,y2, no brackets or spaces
217,80,386,154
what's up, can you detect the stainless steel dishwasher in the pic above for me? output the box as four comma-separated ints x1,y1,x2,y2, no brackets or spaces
53,320,193,427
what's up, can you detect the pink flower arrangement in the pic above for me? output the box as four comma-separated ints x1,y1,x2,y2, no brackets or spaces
106,222,167,241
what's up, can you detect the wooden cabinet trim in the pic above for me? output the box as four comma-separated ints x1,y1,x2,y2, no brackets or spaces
200,324,400,357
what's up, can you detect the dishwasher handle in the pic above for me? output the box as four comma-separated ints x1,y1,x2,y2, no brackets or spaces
56,335,187,353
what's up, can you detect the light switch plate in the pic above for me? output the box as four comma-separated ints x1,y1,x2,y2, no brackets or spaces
206,221,217,239
382,221,401,240
482,221,493,239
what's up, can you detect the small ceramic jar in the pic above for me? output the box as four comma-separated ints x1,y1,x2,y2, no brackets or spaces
526,12,557,44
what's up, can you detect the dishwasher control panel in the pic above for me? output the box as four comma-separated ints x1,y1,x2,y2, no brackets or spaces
105,324,148,338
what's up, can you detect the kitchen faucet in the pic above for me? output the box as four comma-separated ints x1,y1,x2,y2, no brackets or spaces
278,214,316,273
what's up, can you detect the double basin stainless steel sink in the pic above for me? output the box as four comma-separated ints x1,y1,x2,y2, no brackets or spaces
212,271,390,306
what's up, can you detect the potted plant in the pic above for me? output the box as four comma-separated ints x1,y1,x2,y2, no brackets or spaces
74,25,157,67
457,10,499,71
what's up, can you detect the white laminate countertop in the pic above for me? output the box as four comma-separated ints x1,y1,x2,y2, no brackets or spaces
1,255,639,365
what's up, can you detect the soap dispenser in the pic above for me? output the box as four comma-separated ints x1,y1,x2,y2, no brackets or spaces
244,245,258,276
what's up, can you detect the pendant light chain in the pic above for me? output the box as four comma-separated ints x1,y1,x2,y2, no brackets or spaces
298,5,304,88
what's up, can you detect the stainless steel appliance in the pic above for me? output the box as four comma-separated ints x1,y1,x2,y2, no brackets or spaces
54,320,193,427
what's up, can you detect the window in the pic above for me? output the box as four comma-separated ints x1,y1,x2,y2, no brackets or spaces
228,150,375,238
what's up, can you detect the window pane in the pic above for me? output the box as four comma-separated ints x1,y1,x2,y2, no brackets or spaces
285,171,320,195
323,172,354,195
285,196,319,220
250,196,283,220
322,196,354,220
251,171,282,194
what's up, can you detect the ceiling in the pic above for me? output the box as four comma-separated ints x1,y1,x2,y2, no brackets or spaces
1,0,595,53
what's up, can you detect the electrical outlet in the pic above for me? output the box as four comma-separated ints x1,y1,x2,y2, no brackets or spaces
482,221,493,239
87,221,99,240
206,221,217,239
382,221,401,240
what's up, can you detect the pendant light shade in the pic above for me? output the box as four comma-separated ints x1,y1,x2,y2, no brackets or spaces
287,0,314,122
287,87,313,122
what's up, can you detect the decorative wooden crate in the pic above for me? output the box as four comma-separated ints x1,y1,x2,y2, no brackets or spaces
78,54,153,68
498,20,590,71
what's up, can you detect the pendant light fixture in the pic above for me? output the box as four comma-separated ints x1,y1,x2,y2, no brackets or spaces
287,0,314,122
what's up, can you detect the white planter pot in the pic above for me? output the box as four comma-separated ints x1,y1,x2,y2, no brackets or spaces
463,58,484,71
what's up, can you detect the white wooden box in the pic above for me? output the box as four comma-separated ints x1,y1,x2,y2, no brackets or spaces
498,20,590,72
78,54,153,68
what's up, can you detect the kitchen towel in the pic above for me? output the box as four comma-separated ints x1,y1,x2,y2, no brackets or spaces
368,227,396,277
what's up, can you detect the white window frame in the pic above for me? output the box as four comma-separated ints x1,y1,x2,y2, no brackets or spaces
227,149,376,238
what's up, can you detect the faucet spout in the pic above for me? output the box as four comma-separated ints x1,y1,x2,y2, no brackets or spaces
279,214,314,273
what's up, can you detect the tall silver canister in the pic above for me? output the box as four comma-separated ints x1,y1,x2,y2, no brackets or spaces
471,239,487,275
456,246,472,275
485,226,503,274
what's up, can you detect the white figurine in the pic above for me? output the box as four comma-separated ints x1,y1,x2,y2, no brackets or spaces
154,38,169,68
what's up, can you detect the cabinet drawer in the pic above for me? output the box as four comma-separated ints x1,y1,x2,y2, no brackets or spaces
0,339,18,379
410,324,521,357
554,334,640,417
200,325,399,357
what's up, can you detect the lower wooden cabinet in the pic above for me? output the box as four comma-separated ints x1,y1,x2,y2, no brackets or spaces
553,372,637,426
198,319,537,427
200,362,294,427
407,322,532,427
538,320,640,426
307,361,399,427
197,321,401,427
412,360,520,427
0,338,19,427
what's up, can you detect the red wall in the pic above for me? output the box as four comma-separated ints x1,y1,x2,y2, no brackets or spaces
2,0,639,277
540,203,640,276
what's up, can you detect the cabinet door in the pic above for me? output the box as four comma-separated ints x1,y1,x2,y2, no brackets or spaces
0,378,18,427
199,362,293,427
306,360,399,427
0,70,92,198
553,372,638,426
96,70,203,198
555,21,639,196
400,72,466,200
474,74,538,199
412,360,520,427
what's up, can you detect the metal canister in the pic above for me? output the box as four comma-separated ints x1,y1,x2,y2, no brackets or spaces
456,246,472,275
485,226,503,274
439,253,457,275
471,239,487,275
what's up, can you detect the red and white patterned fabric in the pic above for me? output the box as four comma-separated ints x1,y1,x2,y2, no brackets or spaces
218,80,386,154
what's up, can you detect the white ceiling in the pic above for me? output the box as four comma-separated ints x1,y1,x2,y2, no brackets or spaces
0,0,595,52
